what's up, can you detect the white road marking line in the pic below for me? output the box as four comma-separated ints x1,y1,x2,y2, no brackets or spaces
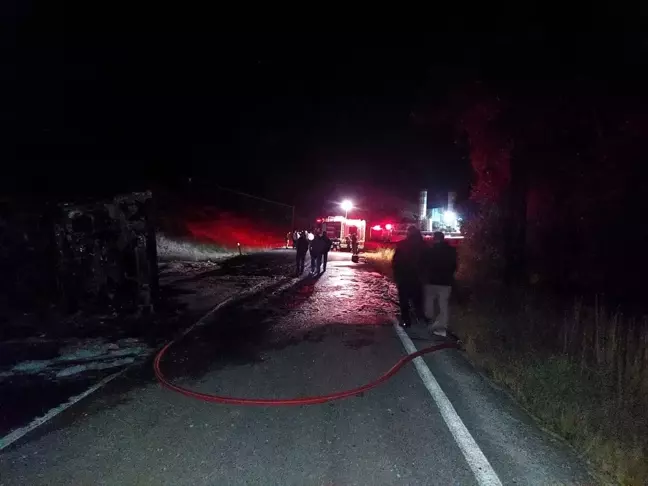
0,274,308,452
178,280,271,338
393,323,503,486
181,274,309,338
0,368,127,451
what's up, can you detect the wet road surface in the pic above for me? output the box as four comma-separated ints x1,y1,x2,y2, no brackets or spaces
0,254,293,443
0,251,593,485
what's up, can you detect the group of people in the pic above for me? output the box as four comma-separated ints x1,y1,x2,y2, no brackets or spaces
392,226,457,339
286,230,301,249
293,229,333,276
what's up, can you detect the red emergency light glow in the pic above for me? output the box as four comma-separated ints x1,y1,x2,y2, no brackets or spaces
372,225,382,231
187,213,282,248
385,224,393,230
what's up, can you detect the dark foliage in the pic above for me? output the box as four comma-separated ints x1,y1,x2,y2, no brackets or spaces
457,81,648,304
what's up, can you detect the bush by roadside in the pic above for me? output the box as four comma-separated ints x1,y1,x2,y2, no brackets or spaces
157,234,237,262
364,248,394,278
455,289,648,486
365,249,648,486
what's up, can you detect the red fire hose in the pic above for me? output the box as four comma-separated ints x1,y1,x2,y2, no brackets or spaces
154,338,459,406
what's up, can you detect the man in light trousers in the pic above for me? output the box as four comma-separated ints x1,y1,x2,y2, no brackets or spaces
423,232,457,338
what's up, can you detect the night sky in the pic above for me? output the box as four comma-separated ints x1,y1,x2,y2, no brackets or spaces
3,8,648,213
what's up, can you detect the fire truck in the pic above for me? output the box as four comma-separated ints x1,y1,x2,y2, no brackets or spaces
316,216,366,251
368,223,395,242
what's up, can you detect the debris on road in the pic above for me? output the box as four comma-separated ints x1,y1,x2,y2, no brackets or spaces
2,338,151,382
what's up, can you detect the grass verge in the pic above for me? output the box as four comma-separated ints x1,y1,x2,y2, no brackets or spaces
156,234,238,261
363,248,394,277
366,248,648,485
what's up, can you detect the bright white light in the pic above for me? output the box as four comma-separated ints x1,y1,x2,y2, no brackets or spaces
307,232,314,241
340,200,353,212
443,211,457,225
372,225,382,231
385,223,393,230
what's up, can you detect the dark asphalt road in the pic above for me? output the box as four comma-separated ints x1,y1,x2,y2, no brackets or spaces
0,253,293,442
0,251,593,485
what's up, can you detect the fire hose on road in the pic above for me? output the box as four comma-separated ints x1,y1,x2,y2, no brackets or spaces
154,338,460,406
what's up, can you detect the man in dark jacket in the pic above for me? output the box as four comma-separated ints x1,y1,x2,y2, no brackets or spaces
422,231,457,337
321,232,332,271
309,230,326,275
295,231,309,275
350,233,359,255
391,226,427,327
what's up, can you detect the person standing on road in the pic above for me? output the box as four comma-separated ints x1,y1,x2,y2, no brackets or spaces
321,232,332,271
422,231,457,338
391,226,427,328
309,230,326,275
295,231,309,275
350,233,359,255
